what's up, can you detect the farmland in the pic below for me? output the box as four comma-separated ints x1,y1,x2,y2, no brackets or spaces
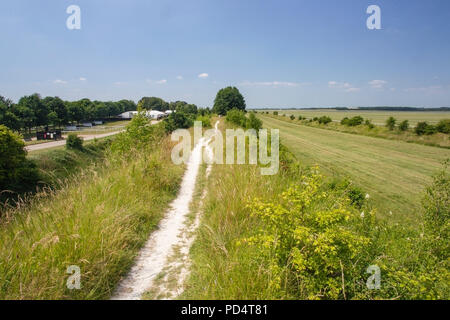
263,109,450,126
257,113,450,225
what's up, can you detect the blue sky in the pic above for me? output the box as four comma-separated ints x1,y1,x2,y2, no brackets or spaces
1,0,450,108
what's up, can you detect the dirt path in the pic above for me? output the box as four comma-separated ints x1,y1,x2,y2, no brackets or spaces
111,121,219,300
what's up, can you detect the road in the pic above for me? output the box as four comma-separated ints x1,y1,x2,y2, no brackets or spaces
25,131,123,152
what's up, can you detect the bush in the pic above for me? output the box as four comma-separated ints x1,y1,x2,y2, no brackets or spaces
242,169,374,299
318,116,332,125
66,134,83,150
386,117,396,131
273,111,278,116
298,115,304,121
365,119,375,129
246,113,262,131
415,122,437,135
436,119,450,134
0,125,39,200
342,116,364,127
226,108,247,127
347,186,366,209
196,115,211,128
164,112,193,133
399,120,409,131
290,115,295,120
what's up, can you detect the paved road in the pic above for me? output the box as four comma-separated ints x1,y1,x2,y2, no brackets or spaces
25,131,123,152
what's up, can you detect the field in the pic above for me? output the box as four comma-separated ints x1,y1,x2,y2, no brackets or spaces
257,114,450,225
263,109,450,126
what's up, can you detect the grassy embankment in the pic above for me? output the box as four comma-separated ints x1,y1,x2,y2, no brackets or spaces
257,114,450,225
182,118,449,300
264,109,450,126
0,116,184,299
260,112,450,148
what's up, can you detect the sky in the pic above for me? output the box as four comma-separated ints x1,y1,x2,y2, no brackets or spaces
1,0,450,108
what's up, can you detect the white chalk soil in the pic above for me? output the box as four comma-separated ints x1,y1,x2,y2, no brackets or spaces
112,121,219,300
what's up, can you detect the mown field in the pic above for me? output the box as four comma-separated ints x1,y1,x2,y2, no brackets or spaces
257,114,450,225
263,109,450,126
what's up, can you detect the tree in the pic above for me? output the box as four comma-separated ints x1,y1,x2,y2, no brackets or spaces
399,120,409,132
13,104,35,133
0,97,21,131
386,117,396,131
436,119,450,134
415,122,436,135
138,97,169,111
18,94,48,128
43,96,68,128
67,101,84,124
212,87,246,115
0,125,39,197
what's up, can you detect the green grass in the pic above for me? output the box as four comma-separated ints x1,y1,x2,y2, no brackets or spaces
182,119,449,300
257,114,450,225
0,129,185,299
261,113,450,148
264,109,450,126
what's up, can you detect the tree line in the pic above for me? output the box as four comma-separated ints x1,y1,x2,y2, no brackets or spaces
0,94,136,133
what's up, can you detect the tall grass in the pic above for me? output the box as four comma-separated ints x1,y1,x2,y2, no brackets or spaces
182,121,449,300
0,119,184,299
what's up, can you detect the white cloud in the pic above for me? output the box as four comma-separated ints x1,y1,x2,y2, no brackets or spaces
54,79,67,84
369,80,387,89
198,73,209,79
328,81,359,92
176,75,183,80
240,81,309,88
114,81,127,86
79,77,87,81
156,79,167,84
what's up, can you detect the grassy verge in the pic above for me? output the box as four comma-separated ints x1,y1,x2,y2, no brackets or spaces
0,118,185,299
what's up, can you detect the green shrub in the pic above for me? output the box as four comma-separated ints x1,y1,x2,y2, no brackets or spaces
66,134,83,150
196,115,211,128
318,116,332,125
347,186,366,209
415,122,437,135
164,112,193,133
226,108,247,127
386,117,396,130
399,120,409,131
242,168,374,299
365,119,375,129
246,113,262,131
341,116,364,127
273,111,278,116
298,115,304,121
0,125,40,201
436,119,450,134
290,115,295,120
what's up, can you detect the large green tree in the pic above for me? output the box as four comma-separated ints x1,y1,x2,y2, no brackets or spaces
212,86,246,115
0,125,39,197
0,96,21,131
43,96,68,128
137,97,169,111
